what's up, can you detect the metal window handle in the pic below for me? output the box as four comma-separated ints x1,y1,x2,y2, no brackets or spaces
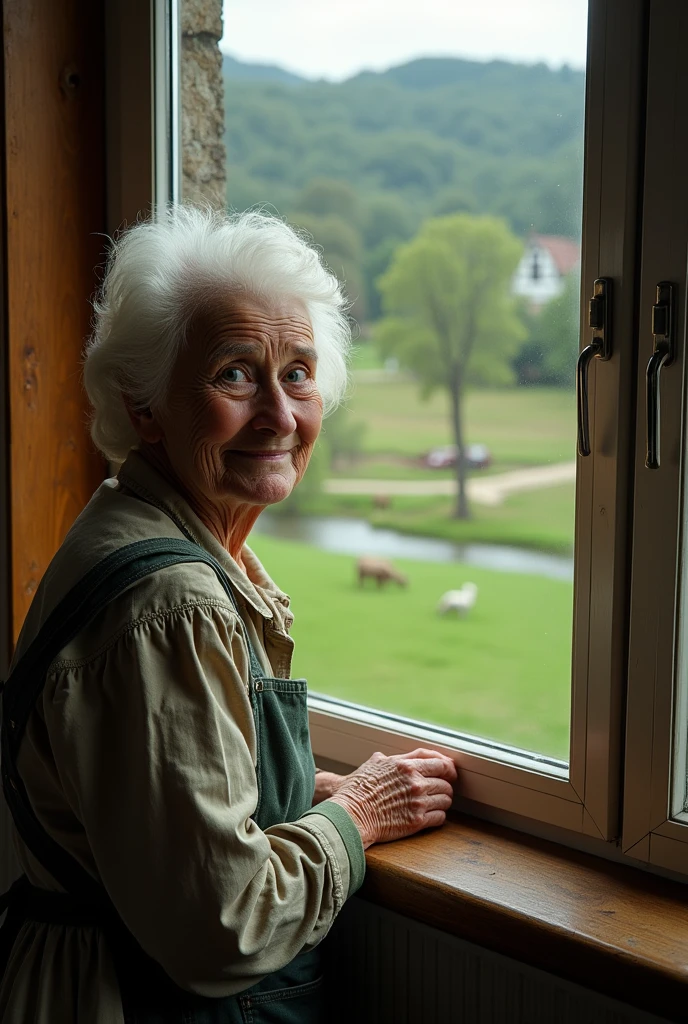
646,282,675,470
577,278,612,457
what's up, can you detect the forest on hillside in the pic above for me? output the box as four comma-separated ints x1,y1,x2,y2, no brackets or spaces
223,54,585,379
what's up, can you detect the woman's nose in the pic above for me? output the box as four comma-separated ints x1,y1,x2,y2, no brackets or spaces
251,383,298,437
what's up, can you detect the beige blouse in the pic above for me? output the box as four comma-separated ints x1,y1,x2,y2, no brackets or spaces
0,451,364,1024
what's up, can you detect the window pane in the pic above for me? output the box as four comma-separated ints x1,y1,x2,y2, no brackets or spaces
184,0,588,761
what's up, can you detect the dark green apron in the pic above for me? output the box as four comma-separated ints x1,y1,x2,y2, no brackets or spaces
0,537,323,1024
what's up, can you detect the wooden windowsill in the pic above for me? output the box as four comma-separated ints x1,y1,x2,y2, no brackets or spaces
360,813,688,1021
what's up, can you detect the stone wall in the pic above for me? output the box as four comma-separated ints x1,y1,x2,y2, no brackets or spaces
181,0,226,205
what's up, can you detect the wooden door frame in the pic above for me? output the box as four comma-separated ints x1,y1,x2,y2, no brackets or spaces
0,0,109,889
3,0,108,646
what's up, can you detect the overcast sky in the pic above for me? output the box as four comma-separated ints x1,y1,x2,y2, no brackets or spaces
220,0,588,81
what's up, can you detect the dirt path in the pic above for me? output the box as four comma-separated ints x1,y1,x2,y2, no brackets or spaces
324,462,576,506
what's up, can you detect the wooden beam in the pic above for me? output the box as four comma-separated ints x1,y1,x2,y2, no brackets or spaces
3,0,107,642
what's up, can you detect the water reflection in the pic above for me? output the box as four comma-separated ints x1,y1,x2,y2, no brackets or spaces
252,515,573,582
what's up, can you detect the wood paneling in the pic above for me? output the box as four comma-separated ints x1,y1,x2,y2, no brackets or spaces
3,0,106,640
362,814,688,1020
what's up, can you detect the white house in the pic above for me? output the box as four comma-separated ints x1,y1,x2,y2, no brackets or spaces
512,233,581,307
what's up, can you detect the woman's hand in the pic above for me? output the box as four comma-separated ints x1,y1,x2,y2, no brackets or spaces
327,748,457,849
312,769,348,805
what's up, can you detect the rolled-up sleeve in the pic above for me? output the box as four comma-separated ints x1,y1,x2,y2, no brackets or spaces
42,595,361,998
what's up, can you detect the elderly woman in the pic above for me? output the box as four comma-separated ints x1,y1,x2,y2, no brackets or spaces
0,208,457,1023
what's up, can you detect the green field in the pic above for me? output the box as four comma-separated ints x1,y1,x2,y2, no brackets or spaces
313,377,578,553
372,485,575,554
345,377,577,467
250,534,573,759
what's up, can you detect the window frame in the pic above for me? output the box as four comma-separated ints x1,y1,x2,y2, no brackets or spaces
311,0,648,842
622,0,688,873
138,0,688,857
153,0,181,207
105,0,179,234
105,0,154,231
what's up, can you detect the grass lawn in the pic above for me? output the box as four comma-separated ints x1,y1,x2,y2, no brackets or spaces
250,534,573,760
309,380,578,553
328,457,455,481
372,485,575,554
344,380,576,467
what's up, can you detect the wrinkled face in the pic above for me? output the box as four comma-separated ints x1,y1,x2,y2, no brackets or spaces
153,293,323,508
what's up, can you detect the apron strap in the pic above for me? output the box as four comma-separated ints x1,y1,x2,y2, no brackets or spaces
0,537,264,911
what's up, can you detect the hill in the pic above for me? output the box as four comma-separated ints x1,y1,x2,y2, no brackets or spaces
222,53,306,86
222,53,585,322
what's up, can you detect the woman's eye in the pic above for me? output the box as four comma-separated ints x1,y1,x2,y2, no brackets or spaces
284,368,308,383
221,367,249,383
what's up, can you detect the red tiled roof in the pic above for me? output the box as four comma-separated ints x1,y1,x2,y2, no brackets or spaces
530,234,581,276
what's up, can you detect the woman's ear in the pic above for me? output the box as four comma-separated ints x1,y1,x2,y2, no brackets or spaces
122,394,165,444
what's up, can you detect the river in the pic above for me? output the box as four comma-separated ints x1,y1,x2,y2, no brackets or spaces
252,515,573,582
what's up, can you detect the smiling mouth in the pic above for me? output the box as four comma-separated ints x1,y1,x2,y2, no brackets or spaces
228,450,293,461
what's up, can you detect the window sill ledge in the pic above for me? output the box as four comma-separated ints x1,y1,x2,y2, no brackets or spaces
360,813,688,1021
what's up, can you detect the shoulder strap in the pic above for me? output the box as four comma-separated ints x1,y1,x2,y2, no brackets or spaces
0,537,261,902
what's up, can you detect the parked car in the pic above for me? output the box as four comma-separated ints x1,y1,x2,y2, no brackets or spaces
423,443,492,470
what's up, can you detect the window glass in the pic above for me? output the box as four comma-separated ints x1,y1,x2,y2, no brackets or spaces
186,0,588,761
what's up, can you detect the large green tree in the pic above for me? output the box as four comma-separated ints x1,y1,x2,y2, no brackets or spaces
376,214,525,518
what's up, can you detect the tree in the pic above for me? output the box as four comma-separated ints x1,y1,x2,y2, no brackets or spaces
363,132,458,193
513,272,581,387
361,196,417,319
295,178,361,226
535,272,581,386
432,186,475,217
290,211,367,321
376,214,525,519
364,237,404,321
320,402,367,469
362,194,416,250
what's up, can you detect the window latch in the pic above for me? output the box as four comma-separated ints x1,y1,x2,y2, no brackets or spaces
646,282,675,470
577,278,612,458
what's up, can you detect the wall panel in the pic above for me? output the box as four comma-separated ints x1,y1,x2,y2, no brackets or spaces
328,899,673,1024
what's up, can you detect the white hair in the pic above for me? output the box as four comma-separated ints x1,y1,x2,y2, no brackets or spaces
83,206,352,462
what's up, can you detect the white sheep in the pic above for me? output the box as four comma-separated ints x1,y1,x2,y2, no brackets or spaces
436,583,478,616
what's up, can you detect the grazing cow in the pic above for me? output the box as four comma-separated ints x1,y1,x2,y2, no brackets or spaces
436,583,478,616
357,556,408,588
